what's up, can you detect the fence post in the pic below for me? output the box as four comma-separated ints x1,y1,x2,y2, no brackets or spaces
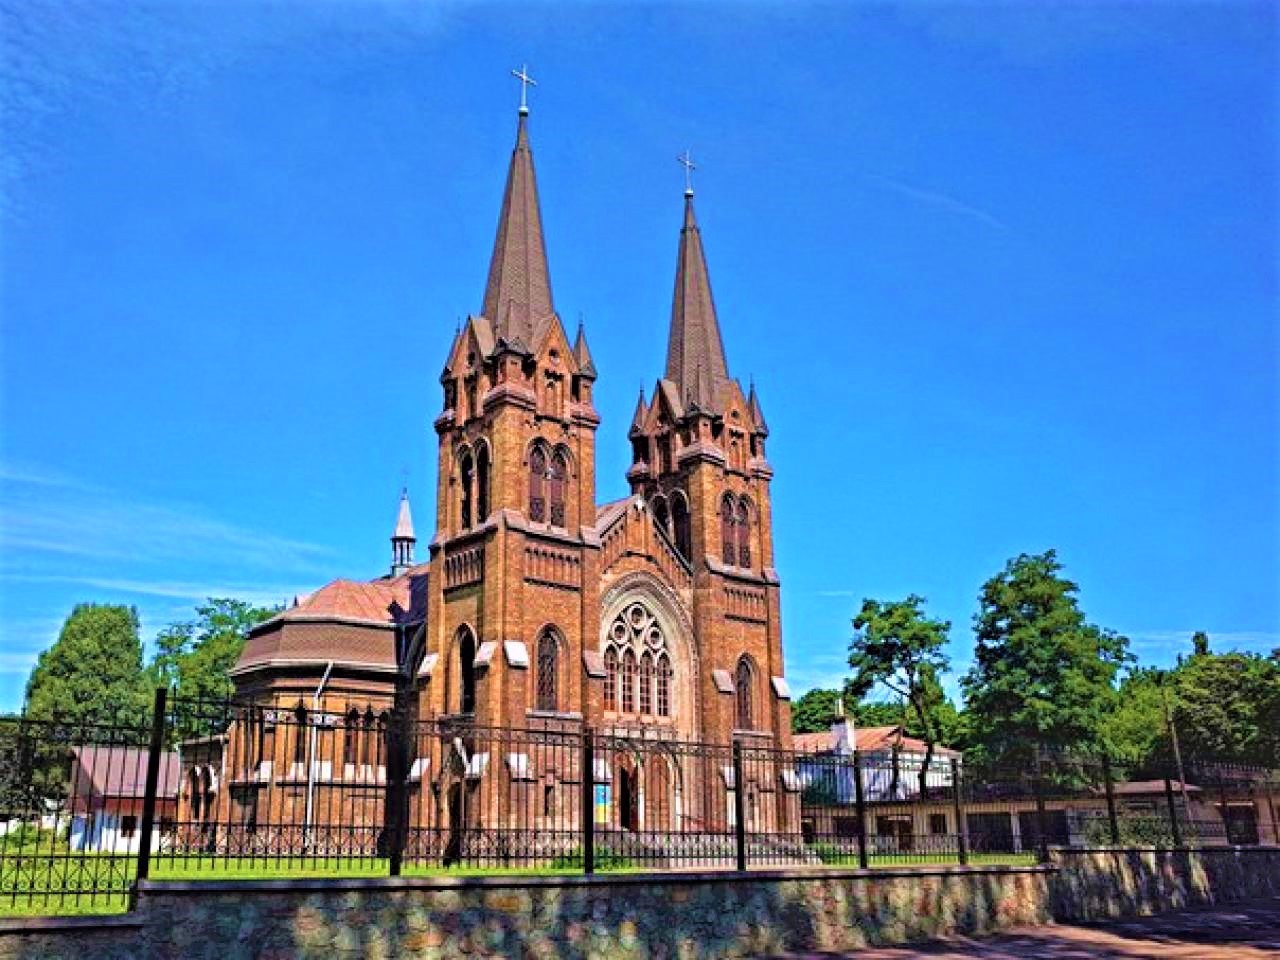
852,750,869,869
135,686,168,897
1163,773,1184,847
581,726,594,876
1032,748,1050,865
386,703,409,876
732,739,747,871
950,758,968,866
1102,754,1121,846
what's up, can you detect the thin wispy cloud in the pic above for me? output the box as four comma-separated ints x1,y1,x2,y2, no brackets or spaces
2,574,304,608
865,173,1006,231
1125,630,1279,657
0,464,333,573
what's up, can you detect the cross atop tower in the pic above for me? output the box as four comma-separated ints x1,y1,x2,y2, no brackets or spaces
677,149,696,197
511,64,537,115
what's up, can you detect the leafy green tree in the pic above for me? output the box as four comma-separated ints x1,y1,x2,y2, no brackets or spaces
848,595,952,793
23,604,150,800
962,551,1129,762
1100,667,1166,764
791,687,842,734
848,699,906,729
152,598,276,742
1191,631,1210,657
1171,649,1280,767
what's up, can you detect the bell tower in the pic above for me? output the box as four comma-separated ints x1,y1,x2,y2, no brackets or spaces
423,74,601,729
627,171,790,746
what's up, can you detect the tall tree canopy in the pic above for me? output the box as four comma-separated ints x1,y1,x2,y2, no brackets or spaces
848,595,953,791
150,598,276,703
790,687,841,734
25,604,149,725
962,551,1129,761
150,598,276,741
1172,647,1280,767
24,604,150,800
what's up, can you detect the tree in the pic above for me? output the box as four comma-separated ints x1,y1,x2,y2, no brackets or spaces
151,598,276,742
1171,650,1280,767
23,604,150,800
848,595,952,795
1191,631,1210,657
791,687,841,734
962,551,1129,762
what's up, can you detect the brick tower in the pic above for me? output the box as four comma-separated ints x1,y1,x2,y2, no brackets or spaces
624,181,791,749
421,101,601,730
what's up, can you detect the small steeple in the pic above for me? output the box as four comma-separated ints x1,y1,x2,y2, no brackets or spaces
665,190,730,413
481,74,555,351
628,388,648,438
391,488,416,576
748,380,769,436
573,318,597,379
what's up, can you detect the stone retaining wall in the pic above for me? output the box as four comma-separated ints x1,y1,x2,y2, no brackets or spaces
1051,846,1280,921
1,848,1277,959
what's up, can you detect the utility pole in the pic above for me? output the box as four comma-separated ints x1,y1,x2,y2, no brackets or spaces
1158,671,1192,830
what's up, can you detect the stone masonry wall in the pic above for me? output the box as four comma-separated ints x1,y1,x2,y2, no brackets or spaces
2,849,1278,960
1051,846,1280,922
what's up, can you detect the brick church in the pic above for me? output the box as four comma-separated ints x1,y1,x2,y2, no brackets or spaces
190,90,795,848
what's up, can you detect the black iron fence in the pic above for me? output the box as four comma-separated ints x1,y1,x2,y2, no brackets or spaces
2,690,1277,914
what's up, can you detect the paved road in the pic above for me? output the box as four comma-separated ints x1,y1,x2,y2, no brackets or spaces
769,898,1280,959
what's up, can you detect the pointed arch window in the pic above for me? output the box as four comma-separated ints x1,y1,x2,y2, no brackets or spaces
639,652,654,715
735,656,755,730
476,444,491,523
620,649,637,714
657,653,672,717
671,494,691,560
528,446,547,521
736,499,751,568
548,449,568,527
721,495,737,565
459,450,474,530
536,629,559,712
604,647,619,710
456,627,477,714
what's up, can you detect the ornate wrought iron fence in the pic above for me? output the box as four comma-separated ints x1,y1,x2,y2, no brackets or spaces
1,688,1277,915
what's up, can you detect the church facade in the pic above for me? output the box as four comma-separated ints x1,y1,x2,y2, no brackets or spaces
190,97,793,849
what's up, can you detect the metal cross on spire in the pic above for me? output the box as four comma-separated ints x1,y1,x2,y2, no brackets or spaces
677,149,696,197
511,64,537,115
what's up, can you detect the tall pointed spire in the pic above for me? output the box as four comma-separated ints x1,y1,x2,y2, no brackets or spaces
573,318,597,379
481,97,555,350
665,191,730,413
391,488,416,576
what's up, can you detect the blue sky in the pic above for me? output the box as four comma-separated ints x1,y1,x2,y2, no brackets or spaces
1,1,1276,713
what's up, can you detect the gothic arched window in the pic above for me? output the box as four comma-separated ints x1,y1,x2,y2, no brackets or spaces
620,649,637,714
528,446,547,522
476,444,491,522
459,450,474,530
671,493,691,560
604,647,619,710
604,603,674,721
548,449,569,527
735,656,755,730
456,627,477,714
736,499,751,568
721,495,737,565
639,651,654,715
362,707,377,766
536,629,559,712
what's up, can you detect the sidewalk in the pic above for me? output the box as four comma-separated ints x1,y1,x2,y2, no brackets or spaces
767,897,1280,959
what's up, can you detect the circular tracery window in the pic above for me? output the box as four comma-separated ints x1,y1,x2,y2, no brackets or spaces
605,603,673,718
